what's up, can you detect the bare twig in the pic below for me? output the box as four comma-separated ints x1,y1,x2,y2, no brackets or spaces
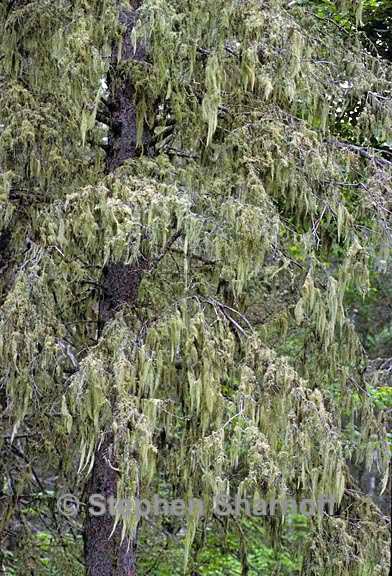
328,139,392,169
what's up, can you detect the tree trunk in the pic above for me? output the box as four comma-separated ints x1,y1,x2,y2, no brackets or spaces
84,436,137,576
84,1,151,574
105,0,151,174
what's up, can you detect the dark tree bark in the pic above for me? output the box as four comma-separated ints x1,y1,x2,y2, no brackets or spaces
84,2,152,574
98,259,148,332
84,436,137,576
105,0,152,173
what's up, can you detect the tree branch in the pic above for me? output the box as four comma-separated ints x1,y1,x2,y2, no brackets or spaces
328,139,392,168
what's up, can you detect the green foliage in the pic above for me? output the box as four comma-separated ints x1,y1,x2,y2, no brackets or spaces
137,515,308,575
2,531,84,576
369,386,392,410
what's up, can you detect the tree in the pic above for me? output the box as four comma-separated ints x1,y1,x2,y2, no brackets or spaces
0,1,391,575
304,0,392,61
